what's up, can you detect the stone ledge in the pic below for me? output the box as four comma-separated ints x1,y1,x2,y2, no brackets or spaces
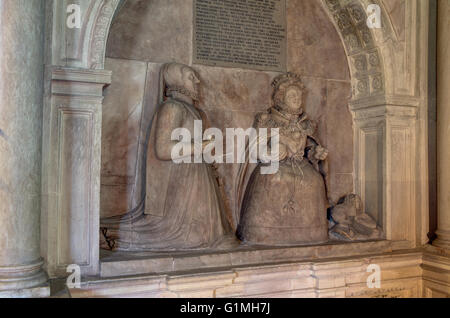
100,240,393,278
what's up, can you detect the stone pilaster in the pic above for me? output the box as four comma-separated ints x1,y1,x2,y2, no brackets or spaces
434,0,450,249
0,0,49,296
41,67,111,278
350,96,419,248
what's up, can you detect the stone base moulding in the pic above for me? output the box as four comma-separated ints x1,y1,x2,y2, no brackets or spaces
0,285,50,299
69,249,427,298
433,230,450,249
422,245,450,297
64,246,450,298
0,259,50,297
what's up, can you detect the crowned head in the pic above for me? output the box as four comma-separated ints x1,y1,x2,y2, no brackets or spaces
272,73,306,115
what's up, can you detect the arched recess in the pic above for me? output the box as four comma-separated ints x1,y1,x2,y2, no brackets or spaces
91,0,421,243
42,0,428,278
93,0,422,245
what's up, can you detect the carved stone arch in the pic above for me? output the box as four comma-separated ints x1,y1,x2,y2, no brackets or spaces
47,0,123,69
90,0,394,87
86,0,124,69
87,0,399,101
320,0,397,101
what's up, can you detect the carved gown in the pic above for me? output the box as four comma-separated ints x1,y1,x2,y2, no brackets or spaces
101,99,232,251
237,108,329,245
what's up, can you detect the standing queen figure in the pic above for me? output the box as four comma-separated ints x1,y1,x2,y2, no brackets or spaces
237,73,329,246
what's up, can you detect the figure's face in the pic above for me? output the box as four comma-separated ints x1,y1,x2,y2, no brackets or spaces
183,68,200,95
284,86,303,113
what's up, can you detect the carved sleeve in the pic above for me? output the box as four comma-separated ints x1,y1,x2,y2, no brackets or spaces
154,102,186,161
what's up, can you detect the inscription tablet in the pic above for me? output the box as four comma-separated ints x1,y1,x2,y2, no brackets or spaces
194,0,286,72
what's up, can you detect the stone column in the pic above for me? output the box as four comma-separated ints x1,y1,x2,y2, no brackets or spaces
0,0,49,296
434,0,450,249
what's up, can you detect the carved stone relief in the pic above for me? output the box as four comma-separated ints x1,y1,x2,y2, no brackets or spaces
100,68,373,250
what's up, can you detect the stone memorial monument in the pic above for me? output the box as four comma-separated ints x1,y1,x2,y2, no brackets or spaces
0,0,442,298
